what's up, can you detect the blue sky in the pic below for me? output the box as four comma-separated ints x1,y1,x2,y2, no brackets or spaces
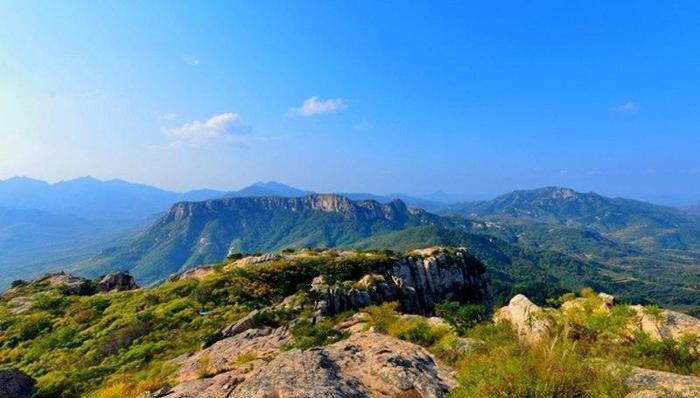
1,1,699,203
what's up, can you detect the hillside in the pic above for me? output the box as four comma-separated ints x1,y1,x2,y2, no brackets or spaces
445,186,700,251
76,195,448,284
352,225,700,313
2,249,699,398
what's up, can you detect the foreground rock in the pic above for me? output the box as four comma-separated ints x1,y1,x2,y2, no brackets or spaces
0,368,35,398
161,330,454,398
493,294,552,344
312,247,493,318
626,367,700,397
231,331,454,398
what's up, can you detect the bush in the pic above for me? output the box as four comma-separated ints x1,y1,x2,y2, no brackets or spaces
288,320,349,349
435,301,484,334
10,279,27,288
364,302,400,333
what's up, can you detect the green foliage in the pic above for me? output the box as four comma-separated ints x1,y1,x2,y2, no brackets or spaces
10,279,27,288
364,302,400,333
435,301,484,333
451,323,630,398
287,320,349,349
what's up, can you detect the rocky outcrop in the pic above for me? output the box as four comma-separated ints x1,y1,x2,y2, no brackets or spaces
498,292,700,344
231,331,454,398
42,272,92,295
176,327,291,384
627,305,700,341
0,368,35,398
219,309,261,338
625,366,700,397
493,294,552,344
95,271,139,293
312,247,493,318
160,329,453,398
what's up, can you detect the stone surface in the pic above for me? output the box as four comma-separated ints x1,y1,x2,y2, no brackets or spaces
230,331,455,398
312,247,493,319
493,294,552,344
163,330,453,398
95,271,139,293
43,272,91,295
177,327,290,384
0,368,35,398
7,296,32,315
219,309,261,338
626,366,700,397
627,305,700,341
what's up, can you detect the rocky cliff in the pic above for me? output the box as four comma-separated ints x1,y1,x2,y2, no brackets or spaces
311,247,492,317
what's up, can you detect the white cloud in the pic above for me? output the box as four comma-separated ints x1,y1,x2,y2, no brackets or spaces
162,113,177,120
287,96,347,117
616,101,638,114
162,112,251,148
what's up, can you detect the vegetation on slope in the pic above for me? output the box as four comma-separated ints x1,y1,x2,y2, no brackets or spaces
0,249,698,397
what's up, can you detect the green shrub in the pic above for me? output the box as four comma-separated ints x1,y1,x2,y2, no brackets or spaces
288,320,348,349
435,301,484,334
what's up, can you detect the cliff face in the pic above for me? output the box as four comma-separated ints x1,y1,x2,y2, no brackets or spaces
163,194,424,224
311,247,493,317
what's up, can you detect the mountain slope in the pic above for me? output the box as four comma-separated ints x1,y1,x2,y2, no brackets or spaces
76,194,448,284
445,186,700,251
352,225,700,313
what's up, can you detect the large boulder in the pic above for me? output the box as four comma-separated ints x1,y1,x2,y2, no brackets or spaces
627,305,700,341
230,331,455,398
625,366,700,397
0,368,35,398
95,271,139,293
493,294,552,344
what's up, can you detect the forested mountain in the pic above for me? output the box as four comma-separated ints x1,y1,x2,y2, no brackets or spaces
445,186,700,251
75,194,448,285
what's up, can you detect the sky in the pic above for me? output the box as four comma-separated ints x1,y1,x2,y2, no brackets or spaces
1,1,699,204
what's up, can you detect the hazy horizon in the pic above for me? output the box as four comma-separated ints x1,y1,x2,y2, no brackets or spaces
1,2,699,204
1,173,697,207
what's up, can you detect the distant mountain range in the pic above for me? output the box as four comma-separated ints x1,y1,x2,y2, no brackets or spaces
2,177,700,313
70,187,700,313
443,186,700,251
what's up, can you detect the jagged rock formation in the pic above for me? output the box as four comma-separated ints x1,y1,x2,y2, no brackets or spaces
0,368,35,398
162,330,454,398
94,271,138,293
311,247,493,317
494,294,552,344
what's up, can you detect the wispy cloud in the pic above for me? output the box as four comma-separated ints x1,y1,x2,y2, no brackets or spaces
183,55,200,66
162,113,251,148
287,96,347,117
615,100,639,114
162,113,177,120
